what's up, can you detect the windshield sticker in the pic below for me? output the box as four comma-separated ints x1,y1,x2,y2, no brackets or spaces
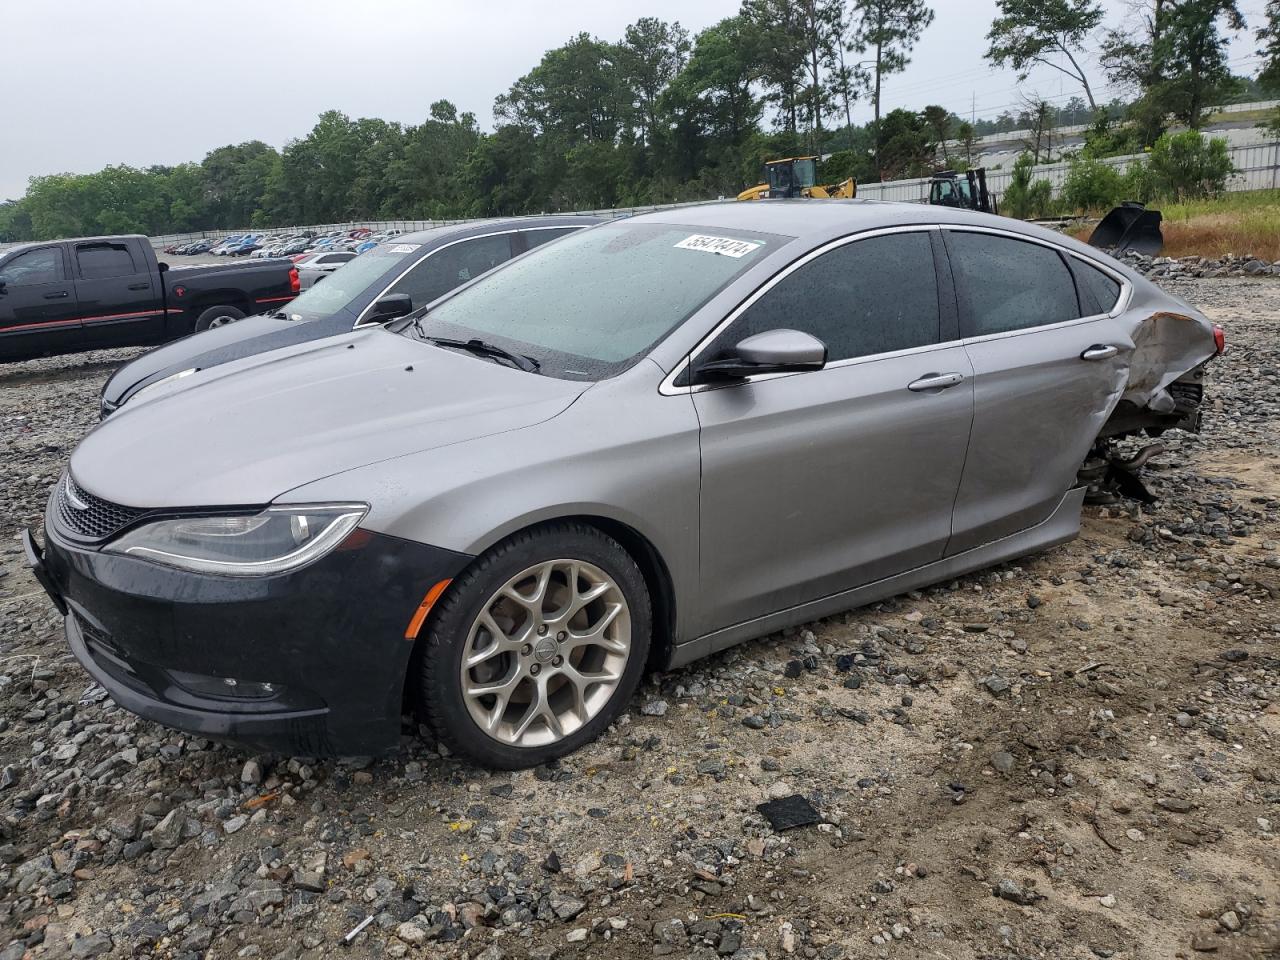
674,235,762,258
388,243,420,254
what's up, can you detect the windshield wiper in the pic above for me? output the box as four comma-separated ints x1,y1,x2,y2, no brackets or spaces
423,336,540,373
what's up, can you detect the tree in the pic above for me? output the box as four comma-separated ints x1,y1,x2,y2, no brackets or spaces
956,121,977,166
1156,0,1245,129
876,108,934,179
619,17,690,151
921,105,953,162
1255,0,1279,91
850,0,936,174
1019,93,1054,162
985,0,1104,110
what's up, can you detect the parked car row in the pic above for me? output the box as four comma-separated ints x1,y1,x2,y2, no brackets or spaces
24,203,1223,771
163,227,406,260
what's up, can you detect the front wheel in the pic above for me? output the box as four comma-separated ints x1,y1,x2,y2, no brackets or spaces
419,523,651,769
194,305,245,331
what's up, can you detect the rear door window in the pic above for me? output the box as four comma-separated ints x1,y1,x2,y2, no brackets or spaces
704,230,941,364
946,231,1081,336
390,233,514,308
1072,258,1123,315
0,247,65,285
76,242,138,279
523,227,582,251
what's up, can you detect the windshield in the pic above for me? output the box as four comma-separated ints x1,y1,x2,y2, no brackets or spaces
403,220,787,380
283,242,421,319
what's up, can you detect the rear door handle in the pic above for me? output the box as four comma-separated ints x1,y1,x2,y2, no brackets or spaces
127,282,150,291
43,291,69,300
908,372,965,392
1081,344,1118,361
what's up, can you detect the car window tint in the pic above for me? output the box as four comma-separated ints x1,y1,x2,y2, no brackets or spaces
76,243,137,280
707,231,940,363
391,234,513,307
0,247,64,285
523,227,581,250
948,232,1079,336
1073,259,1122,314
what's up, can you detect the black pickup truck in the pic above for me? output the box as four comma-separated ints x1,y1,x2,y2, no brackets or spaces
0,234,298,363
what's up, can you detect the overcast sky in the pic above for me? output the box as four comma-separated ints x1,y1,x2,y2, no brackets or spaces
3,0,1265,200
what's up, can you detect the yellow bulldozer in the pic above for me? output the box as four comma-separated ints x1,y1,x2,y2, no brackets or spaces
737,157,856,201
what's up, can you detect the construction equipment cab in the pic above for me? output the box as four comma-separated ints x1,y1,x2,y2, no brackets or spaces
928,169,997,215
737,157,856,201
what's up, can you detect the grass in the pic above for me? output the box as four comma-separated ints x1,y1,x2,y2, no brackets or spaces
1071,189,1280,261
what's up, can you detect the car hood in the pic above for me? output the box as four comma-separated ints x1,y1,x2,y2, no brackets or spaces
73,329,589,509
101,313,355,406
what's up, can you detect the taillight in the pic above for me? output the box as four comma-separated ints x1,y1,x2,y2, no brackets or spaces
289,267,300,295
1213,324,1225,355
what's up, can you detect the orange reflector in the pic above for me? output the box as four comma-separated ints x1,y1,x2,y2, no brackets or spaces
405,579,452,640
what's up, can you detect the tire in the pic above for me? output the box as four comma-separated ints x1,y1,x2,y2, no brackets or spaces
419,522,652,769
194,305,245,332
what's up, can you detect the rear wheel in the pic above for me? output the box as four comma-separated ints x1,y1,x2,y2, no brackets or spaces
419,523,651,769
195,305,245,331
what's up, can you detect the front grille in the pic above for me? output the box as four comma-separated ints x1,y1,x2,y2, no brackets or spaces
55,475,150,543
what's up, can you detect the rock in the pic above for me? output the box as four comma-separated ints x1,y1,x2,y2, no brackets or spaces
991,751,1015,774
71,933,113,958
241,759,263,785
1157,797,1193,813
566,928,588,943
641,700,669,717
983,675,1011,697
396,922,427,945
150,810,185,850
223,814,249,834
1099,894,1116,908
550,895,586,920
994,878,1043,906
1218,911,1241,932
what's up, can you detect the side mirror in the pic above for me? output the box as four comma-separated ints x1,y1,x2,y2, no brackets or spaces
694,329,827,382
366,293,413,323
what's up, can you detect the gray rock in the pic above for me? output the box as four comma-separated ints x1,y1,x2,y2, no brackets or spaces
150,809,185,850
641,700,669,717
71,933,113,958
991,751,1016,774
241,759,263,785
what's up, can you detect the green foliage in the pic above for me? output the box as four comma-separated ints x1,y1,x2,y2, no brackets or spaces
1001,153,1057,218
1145,130,1236,200
1155,0,1245,129
1062,157,1127,211
1259,1,1280,93
985,0,1104,108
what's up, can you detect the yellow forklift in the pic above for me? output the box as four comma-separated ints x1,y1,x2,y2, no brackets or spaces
737,157,856,201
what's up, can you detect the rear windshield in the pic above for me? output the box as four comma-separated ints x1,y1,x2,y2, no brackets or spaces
404,220,787,380
282,242,421,319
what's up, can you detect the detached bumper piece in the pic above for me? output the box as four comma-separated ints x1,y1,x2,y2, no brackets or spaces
35,522,470,756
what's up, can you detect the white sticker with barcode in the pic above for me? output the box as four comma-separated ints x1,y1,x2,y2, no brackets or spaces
674,234,762,258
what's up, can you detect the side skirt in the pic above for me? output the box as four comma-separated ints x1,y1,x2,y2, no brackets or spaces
666,487,1085,670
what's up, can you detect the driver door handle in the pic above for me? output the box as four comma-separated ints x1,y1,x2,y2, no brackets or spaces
1081,344,1119,361
43,291,69,300
908,372,965,392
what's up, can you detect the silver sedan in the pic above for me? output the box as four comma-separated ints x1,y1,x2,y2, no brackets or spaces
30,201,1221,768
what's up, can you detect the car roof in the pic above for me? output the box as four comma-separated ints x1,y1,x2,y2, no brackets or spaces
395,214,603,248
630,199,1123,265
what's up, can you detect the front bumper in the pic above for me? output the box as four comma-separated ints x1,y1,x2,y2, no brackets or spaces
27,520,470,756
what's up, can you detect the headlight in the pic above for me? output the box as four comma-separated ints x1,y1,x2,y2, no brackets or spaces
130,367,199,403
104,504,368,576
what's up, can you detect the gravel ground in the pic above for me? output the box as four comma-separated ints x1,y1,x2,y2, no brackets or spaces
1,278,1278,960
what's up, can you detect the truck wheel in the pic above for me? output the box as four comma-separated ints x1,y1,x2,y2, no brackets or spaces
195,305,245,331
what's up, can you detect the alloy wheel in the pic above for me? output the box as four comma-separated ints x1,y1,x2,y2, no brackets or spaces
459,558,631,748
